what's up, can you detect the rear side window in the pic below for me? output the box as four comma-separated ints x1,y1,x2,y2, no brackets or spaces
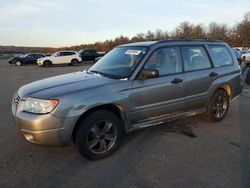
208,45,234,67
181,46,211,71
62,52,75,56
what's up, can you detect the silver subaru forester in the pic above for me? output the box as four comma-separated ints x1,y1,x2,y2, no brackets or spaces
12,40,243,160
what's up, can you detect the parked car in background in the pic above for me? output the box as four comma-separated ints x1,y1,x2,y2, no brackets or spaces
79,49,105,62
241,49,250,63
8,53,45,66
12,39,242,160
37,51,81,67
232,48,242,64
94,56,102,63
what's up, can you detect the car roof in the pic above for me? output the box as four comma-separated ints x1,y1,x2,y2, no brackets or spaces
119,39,225,47
79,49,96,51
57,51,77,53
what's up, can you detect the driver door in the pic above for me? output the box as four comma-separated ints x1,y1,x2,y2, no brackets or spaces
130,47,186,125
53,52,65,64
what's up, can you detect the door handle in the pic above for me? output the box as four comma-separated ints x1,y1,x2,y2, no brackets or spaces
171,78,183,84
209,72,218,77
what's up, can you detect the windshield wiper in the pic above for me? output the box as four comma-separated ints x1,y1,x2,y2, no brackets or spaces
87,69,127,80
88,70,108,77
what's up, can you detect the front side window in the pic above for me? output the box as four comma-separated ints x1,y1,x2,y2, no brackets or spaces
89,46,148,79
208,45,234,67
26,54,34,58
144,47,182,76
181,46,211,71
54,52,63,57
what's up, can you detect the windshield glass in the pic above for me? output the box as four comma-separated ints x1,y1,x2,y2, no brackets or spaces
89,46,149,79
20,54,28,58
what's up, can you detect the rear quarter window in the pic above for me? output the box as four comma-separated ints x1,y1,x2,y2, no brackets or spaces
208,45,234,67
181,46,211,72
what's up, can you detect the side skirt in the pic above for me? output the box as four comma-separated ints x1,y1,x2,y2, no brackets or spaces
128,109,205,132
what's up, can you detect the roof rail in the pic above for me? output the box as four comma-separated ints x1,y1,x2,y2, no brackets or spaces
155,38,223,44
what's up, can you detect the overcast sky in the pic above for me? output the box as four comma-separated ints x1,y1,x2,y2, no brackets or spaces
0,0,249,47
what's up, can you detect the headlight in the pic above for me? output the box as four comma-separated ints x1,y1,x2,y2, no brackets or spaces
23,97,59,114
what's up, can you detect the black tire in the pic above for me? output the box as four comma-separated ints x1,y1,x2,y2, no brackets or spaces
205,89,229,123
43,61,52,67
74,110,123,160
71,59,79,66
242,56,246,62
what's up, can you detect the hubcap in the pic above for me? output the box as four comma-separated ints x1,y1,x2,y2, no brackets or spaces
86,120,117,154
212,94,228,119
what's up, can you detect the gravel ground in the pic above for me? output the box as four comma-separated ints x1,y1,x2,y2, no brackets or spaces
0,59,249,188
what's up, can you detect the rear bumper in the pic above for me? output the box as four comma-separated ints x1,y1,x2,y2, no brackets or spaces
12,101,78,146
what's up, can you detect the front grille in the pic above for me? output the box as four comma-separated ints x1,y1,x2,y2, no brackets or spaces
14,95,20,108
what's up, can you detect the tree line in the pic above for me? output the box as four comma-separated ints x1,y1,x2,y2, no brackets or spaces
1,12,249,54
65,12,250,52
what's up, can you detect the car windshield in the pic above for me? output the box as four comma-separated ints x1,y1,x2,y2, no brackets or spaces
88,46,149,79
52,52,59,56
20,54,28,58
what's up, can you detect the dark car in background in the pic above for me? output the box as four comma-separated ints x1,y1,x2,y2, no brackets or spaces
79,49,105,62
8,53,46,66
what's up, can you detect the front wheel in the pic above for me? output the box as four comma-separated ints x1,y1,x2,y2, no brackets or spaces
71,59,79,66
205,89,229,123
15,61,22,66
43,61,52,67
74,110,123,160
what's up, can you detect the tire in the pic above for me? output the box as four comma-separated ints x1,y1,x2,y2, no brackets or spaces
205,89,229,123
15,61,22,66
74,110,123,160
242,56,246,62
43,61,52,67
71,59,79,66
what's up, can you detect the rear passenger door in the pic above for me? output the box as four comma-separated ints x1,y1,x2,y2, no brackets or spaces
64,52,74,63
181,46,216,111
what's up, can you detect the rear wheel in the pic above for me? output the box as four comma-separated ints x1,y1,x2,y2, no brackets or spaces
242,56,246,62
205,89,229,123
71,59,79,66
74,110,123,160
43,61,52,67
15,61,22,66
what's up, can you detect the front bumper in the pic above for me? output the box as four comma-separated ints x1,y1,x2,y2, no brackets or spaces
37,60,43,66
12,98,78,146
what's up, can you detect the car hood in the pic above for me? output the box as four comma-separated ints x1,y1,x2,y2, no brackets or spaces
18,70,118,99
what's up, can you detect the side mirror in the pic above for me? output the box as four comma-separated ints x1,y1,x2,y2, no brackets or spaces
140,69,159,80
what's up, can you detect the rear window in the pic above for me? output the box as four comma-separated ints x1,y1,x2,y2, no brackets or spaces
208,45,234,67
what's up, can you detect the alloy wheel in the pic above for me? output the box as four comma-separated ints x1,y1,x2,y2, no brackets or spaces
86,120,117,154
212,94,228,119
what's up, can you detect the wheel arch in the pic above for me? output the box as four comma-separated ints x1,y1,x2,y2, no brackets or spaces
71,58,79,62
207,84,232,107
72,103,127,143
218,84,232,100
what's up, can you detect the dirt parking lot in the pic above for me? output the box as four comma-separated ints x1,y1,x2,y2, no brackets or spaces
0,59,249,188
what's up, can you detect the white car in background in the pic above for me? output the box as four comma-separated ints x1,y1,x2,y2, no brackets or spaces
37,51,82,67
241,50,250,63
